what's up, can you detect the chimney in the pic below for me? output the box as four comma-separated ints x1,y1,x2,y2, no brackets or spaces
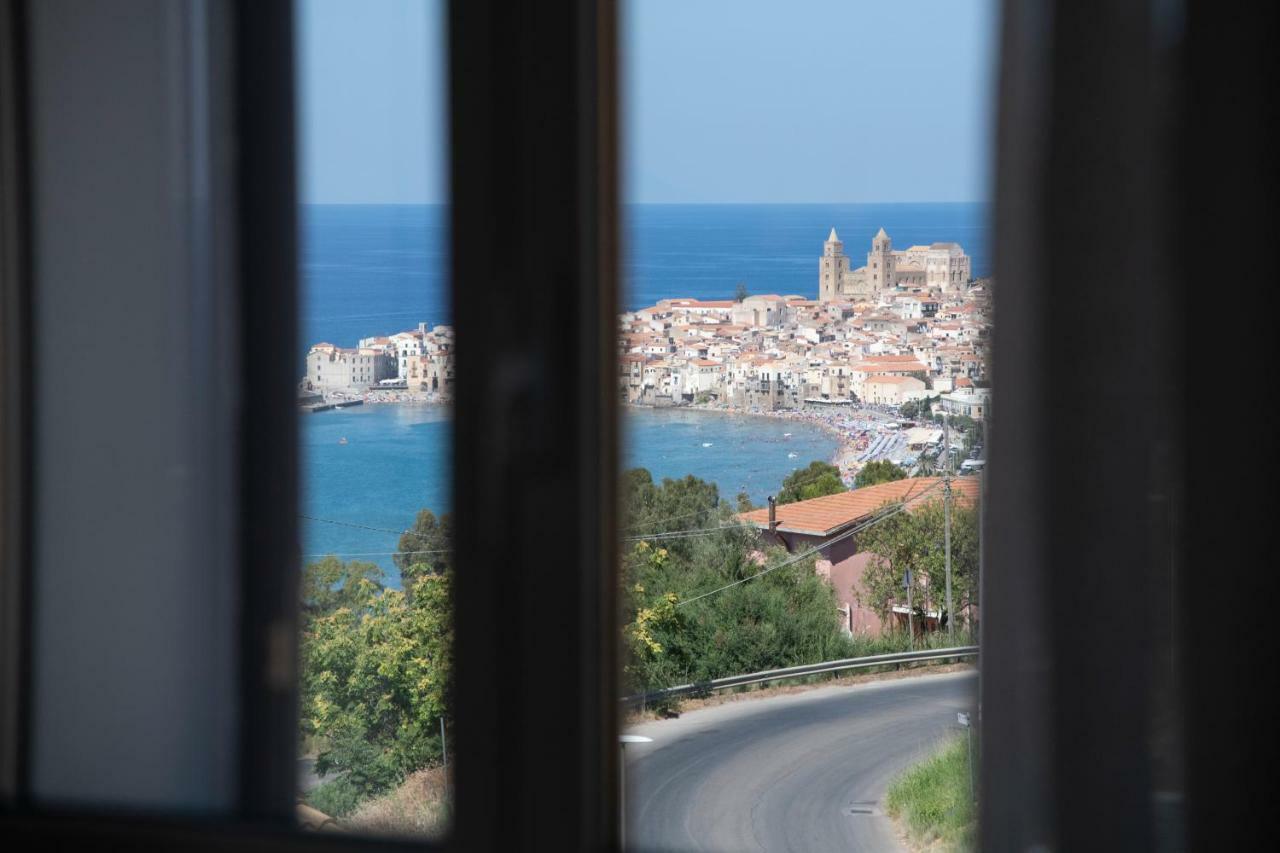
768,495,778,535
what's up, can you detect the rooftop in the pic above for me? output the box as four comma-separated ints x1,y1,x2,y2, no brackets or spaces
739,476,979,537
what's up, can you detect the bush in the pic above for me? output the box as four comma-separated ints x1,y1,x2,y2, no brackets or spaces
777,461,846,504
307,777,366,819
622,469,858,696
299,558,453,814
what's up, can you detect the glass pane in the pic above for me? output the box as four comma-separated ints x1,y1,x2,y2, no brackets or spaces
294,0,451,837
619,1,996,849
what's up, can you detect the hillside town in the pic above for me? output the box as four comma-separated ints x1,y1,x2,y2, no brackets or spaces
300,227,991,480
618,227,989,414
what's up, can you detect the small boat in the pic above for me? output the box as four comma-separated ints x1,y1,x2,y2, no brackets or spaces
787,452,798,458
702,442,713,448
783,432,792,438
338,437,348,445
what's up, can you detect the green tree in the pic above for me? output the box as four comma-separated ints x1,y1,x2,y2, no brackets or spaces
621,474,857,696
301,555,384,616
622,467,724,543
733,281,750,302
914,453,937,477
777,460,846,505
395,509,452,580
299,556,454,816
855,459,908,489
857,498,979,631
901,394,940,420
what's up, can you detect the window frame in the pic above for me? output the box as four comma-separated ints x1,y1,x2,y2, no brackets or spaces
1,0,620,848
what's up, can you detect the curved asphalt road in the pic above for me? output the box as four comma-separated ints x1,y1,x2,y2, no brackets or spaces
624,670,977,852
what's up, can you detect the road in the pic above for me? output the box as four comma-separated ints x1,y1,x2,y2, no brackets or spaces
624,669,976,852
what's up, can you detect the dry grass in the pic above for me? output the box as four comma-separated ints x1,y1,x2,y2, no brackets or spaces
341,765,452,839
624,661,975,723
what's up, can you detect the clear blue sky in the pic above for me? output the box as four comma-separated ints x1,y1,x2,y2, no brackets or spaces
299,0,996,205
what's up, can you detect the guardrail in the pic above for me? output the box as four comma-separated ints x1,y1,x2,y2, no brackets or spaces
621,645,978,709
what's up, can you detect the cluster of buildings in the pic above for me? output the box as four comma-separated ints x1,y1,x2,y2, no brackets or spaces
301,227,991,423
302,322,455,396
619,227,991,417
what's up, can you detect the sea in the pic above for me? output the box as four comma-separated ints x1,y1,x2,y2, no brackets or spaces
301,203,989,575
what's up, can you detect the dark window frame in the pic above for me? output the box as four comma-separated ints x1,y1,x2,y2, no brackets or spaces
1,0,618,848
4,0,1279,849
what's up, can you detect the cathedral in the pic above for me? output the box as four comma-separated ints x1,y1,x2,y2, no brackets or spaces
818,227,971,302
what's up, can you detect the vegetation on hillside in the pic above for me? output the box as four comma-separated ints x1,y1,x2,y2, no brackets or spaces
855,458,907,488
621,468,858,697
776,460,846,504
299,468,970,821
300,528,454,817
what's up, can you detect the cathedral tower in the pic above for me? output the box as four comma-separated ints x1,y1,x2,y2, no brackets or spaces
868,227,894,291
819,227,850,302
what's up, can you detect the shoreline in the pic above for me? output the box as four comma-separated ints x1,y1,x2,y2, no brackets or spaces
310,392,901,485
624,401,897,484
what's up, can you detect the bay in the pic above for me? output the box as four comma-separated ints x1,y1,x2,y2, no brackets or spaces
302,404,837,578
300,202,988,578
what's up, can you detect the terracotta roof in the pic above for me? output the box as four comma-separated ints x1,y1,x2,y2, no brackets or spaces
739,476,979,537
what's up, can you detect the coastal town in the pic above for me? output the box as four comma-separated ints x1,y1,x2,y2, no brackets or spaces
300,227,991,484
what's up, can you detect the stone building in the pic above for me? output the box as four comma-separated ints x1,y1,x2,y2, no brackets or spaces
304,344,396,392
818,227,972,302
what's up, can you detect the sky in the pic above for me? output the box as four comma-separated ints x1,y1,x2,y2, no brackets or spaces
299,0,997,205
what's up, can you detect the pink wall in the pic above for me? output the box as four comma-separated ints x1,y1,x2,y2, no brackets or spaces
779,531,886,636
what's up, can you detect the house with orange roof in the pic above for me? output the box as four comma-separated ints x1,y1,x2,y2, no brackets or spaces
739,477,980,635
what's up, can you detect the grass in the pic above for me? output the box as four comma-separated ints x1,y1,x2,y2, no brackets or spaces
885,735,977,852
339,766,451,839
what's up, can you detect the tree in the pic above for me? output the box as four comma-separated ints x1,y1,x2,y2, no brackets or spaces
622,467,723,544
856,498,979,631
301,555,384,616
395,509,452,579
299,555,454,816
855,459,907,489
901,394,940,420
733,281,750,302
777,460,846,505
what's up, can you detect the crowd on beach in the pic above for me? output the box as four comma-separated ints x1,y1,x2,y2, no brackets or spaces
661,401,913,485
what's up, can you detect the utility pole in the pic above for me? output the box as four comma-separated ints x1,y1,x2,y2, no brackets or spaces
904,568,914,650
943,411,954,641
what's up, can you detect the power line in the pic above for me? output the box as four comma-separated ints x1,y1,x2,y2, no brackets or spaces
623,522,745,543
303,547,451,560
623,507,718,533
300,514,413,536
675,479,946,608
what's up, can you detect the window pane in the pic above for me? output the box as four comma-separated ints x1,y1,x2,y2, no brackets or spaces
618,2,995,849
295,0,451,837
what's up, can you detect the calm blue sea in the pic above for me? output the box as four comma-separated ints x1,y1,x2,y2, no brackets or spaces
300,203,989,575
302,404,836,575
300,203,990,355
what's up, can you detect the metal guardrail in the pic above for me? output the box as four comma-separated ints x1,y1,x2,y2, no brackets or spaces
621,645,978,709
